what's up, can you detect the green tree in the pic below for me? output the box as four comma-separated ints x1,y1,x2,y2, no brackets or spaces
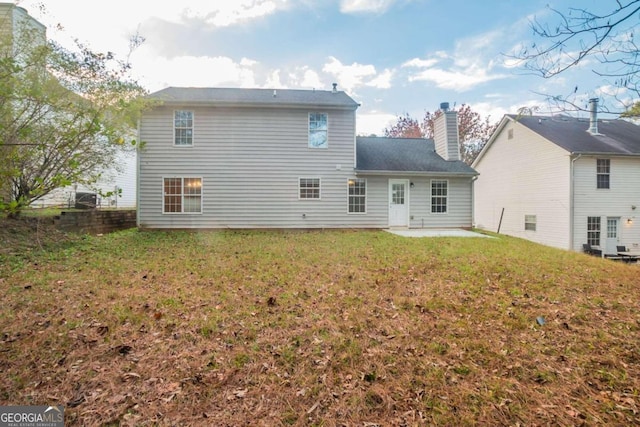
0,14,150,216
384,104,497,165
622,102,640,118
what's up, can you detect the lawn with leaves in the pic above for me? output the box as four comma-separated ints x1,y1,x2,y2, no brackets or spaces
1,220,639,426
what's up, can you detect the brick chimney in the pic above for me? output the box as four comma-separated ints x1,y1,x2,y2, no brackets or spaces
433,102,460,161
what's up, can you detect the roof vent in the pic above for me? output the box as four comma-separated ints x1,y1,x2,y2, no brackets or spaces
332,83,337,93
440,102,450,112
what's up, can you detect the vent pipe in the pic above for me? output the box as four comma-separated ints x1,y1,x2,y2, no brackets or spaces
588,98,599,134
332,83,337,93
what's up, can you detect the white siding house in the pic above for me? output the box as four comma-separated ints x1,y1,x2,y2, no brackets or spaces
138,88,477,229
473,101,640,255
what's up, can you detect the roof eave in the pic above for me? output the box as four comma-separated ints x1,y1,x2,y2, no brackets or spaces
355,169,478,177
570,151,640,157
150,98,359,110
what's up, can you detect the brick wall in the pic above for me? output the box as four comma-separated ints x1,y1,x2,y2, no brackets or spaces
54,210,136,234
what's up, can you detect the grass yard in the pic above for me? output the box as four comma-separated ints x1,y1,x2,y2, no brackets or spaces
1,218,640,426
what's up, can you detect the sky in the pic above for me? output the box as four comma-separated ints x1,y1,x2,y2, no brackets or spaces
14,0,639,135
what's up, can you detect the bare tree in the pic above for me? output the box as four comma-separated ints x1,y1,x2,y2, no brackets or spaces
512,1,640,113
383,105,497,165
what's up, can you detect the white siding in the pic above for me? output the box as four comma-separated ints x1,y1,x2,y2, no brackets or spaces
572,156,640,252
36,150,137,209
474,121,572,249
139,105,374,228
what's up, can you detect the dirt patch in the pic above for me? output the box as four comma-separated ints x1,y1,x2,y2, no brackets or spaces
0,216,78,255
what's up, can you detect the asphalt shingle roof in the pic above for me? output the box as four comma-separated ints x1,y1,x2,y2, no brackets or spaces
511,115,640,155
356,137,477,175
148,87,359,109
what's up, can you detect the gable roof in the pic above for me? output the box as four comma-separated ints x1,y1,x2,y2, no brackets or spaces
148,87,360,110
511,114,640,155
356,137,477,176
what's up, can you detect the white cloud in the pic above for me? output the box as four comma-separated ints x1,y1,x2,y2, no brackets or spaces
403,28,512,92
196,0,286,27
132,54,259,90
408,65,507,92
402,58,439,68
21,0,289,55
366,68,394,89
322,56,393,93
339,0,400,14
356,111,398,136
264,70,285,88
300,69,324,89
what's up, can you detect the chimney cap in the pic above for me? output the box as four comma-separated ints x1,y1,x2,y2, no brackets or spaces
440,102,450,112
332,83,338,93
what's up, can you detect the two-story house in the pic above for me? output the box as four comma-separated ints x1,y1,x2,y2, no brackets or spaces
473,99,640,255
137,87,477,229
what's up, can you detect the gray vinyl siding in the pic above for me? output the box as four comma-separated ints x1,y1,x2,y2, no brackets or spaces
409,177,472,228
139,105,373,228
572,156,640,252
474,121,571,249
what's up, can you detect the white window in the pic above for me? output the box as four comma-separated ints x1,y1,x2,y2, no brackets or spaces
299,178,320,199
587,216,601,246
597,159,610,189
163,177,202,213
431,180,448,213
348,178,366,213
174,110,193,146
525,215,536,231
309,113,328,148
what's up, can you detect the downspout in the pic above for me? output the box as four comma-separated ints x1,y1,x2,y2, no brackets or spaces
570,153,582,251
471,175,478,229
136,118,141,228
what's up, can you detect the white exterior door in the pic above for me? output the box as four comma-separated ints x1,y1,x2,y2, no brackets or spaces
606,217,620,255
389,179,409,227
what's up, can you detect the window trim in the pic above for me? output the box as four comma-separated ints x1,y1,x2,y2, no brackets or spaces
524,214,537,231
347,178,367,214
430,179,448,214
162,176,203,214
596,158,610,189
587,216,601,247
298,177,321,200
173,110,194,147
308,112,328,149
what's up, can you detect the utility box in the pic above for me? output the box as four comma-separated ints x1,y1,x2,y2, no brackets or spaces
75,192,97,209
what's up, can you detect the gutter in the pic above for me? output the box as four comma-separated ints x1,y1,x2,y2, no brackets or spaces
354,170,478,178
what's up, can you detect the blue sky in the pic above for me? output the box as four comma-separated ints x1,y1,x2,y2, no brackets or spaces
17,0,638,135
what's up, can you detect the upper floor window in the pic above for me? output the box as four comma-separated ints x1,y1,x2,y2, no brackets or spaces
348,178,366,213
596,158,610,189
309,113,328,148
431,180,448,213
174,110,193,146
299,178,320,199
163,177,202,213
